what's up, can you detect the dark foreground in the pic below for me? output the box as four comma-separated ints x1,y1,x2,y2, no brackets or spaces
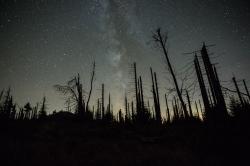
0,119,249,166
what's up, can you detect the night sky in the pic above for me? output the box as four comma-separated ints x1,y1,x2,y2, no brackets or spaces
1,0,250,113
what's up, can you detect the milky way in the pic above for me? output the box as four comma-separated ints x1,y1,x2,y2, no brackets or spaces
0,0,250,113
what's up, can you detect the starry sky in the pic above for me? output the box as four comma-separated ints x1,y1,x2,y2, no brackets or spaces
0,0,250,113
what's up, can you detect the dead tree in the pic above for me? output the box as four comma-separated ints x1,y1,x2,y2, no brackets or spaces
10,104,16,120
39,96,47,119
131,101,135,123
165,94,171,123
150,67,161,123
173,96,179,119
54,74,85,116
150,68,157,120
186,90,193,118
139,76,145,112
198,99,204,120
77,74,85,116
132,63,145,123
0,90,4,101
18,108,24,120
194,54,210,120
101,83,105,120
24,102,32,120
154,72,161,120
108,93,111,114
147,100,150,114
232,77,244,106
195,101,200,119
125,94,128,122
86,61,95,111
207,89,213,106
104,92,113,122
134,63,139,114
153,28,188,118
118,109,124,123
96,99,101,120
127,103,130,121
243,79,250,102
201,43,227,119
137,79,141,114
2,88,12,119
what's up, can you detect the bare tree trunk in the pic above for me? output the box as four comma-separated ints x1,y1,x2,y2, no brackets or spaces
86,61,95,111
195,101,200,119
108,93,111,114
165,94,170,123
198,99,203,120
131,101,135,123
101,84,105,120
243,79,250,102
139,76,145,113
76,74,84,116
201,43,227,120
186,90,193,118
233,77,244,106
194,54,210,119
150,67,158,121
134,63,139,114
174,96,179,119
147,100,150,113
128,103,130,121
0,90,4,101
118,109,123,123
154,72,162,123
153,28,188,118
125,94,128,122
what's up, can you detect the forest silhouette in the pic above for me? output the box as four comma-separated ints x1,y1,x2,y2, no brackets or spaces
0,29,250,166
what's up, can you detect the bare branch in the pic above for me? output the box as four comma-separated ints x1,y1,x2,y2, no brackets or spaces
54,84,78,101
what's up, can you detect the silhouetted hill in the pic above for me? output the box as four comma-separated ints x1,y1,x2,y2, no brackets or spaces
0,118,249,166
49,111,75,121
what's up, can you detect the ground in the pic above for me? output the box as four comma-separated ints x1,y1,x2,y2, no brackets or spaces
0,119,249,166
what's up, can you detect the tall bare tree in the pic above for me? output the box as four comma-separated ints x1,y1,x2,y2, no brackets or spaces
153,28,188,118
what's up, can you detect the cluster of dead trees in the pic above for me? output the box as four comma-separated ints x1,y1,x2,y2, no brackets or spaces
1,28,250,125
48,29,250,125
193,43,250,123
0,88,48,121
